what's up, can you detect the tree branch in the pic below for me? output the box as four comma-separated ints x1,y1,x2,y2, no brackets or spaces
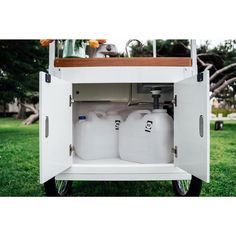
198,53,220,57
179,42,190,51
210,77,236,99
210,73,236,92
197,57,213,71
210,63,236,82
20,103,38,114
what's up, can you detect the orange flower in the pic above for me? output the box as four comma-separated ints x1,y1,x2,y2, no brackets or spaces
97,39,107,44
89,40,99,48
40,39,54,46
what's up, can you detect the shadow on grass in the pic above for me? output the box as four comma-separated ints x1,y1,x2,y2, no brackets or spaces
72,181,174,197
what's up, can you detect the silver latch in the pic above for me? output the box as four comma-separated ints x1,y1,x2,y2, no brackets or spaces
69,95,74,107
172,146,178,158
172,95,177,107
69,144,74,156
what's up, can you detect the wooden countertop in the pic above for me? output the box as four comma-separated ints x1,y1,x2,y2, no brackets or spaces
54,57,192,67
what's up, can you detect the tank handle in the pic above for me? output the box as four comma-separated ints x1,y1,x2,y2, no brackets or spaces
87,111,106,121
126,110,151,121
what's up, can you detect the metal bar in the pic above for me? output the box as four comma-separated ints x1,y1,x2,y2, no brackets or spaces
49,41,55,74
190,39,197,74
153,39,156,58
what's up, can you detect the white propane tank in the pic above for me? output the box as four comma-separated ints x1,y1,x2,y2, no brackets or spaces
74,111,122,160
119,109,173,164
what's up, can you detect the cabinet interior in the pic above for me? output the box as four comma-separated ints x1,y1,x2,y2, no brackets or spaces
72,83,174,165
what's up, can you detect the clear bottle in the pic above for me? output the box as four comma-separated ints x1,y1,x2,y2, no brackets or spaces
119,109,174,164
74,111,122,160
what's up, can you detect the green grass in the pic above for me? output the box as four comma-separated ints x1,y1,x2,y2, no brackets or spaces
0,118,235,196
0,118,44,196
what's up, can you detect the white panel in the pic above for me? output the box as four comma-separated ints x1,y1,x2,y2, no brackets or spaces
174,70,210,182
56,172,191,181
66,157,179,174
55,157,191,180
39,72,72,183
58,67,193,83
73,84,130,101
73,83,154,102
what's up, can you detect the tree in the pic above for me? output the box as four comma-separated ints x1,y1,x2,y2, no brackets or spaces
130,40,236,105
0,40,48,123
130,39,190,57
197,40,236,102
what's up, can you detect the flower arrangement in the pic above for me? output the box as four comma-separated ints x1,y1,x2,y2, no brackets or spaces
40,39,106,48
40,39,107,58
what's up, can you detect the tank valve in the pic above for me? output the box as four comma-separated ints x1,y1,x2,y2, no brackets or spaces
151,88,161,109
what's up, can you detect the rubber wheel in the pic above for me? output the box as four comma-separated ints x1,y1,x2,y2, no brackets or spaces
215,121,224,130
172,176,202,196
44,178,73,196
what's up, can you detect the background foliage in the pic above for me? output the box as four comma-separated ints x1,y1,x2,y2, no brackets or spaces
0,40,48,111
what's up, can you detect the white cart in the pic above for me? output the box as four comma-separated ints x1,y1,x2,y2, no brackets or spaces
39,40,210,196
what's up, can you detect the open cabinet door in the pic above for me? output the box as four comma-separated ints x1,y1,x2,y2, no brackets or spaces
174,70,210,182
39,72,72,183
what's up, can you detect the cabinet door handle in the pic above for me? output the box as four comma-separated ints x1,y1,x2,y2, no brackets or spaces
45,116,49,138
199,115,204,137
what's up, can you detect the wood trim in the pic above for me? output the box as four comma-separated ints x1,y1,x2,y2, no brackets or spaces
54,57,192,67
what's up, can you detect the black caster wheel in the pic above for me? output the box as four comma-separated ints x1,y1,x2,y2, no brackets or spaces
172,176,202,196
44,178,73,196
215,120,224,131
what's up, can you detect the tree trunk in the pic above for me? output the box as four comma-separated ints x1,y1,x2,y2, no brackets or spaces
3,102,7,117
23,113,39,125
16,102,27,119
20,103,39,125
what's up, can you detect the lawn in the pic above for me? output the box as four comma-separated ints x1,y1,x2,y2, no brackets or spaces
0,118,235,196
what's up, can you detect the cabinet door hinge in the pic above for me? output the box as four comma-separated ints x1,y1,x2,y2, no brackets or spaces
197,73,204,82
45,74,51,83
172,95,177,107
69,144,74,156
172,146,178,158
69,95,74,107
